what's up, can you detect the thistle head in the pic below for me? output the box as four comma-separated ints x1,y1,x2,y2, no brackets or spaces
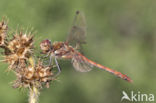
7,32,33,53
0,20,8,46
3,32,33,71
13,60,53,89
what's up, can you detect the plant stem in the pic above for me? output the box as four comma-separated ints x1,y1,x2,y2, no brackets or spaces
28,56,40,103
29,86,40,103
29,57,35,67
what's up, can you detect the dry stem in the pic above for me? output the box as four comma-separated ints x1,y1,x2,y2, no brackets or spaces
29,57,40,103
29,86,40,103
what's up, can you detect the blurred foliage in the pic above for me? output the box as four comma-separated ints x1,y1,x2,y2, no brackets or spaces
0,0,156,103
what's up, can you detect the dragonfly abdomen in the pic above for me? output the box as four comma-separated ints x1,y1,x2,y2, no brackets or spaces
76,52,132,82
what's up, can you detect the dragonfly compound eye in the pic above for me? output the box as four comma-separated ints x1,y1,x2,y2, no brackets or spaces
40,39,52,53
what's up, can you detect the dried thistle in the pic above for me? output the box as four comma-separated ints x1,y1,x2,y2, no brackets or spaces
0,19,56,103
4,32,33,71
13,60,53,89
0,19,8,46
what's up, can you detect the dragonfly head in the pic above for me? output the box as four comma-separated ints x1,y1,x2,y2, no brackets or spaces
40,39,52,54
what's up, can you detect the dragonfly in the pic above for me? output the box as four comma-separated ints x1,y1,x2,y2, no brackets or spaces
40,11,132,82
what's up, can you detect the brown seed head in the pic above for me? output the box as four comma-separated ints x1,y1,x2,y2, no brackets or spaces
13,60,53,88
7,33,33,53
0,20,8,46
4,32,33,70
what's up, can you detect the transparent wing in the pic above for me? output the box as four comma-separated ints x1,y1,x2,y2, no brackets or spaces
72,52,132,82
72,53,92,72
66,11,87,48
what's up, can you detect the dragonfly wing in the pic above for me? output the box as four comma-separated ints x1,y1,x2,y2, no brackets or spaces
71,51,132,82
72,53,92,72
66,11,87,48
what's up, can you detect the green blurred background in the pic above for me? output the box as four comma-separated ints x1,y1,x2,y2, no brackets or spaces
0,0,156,103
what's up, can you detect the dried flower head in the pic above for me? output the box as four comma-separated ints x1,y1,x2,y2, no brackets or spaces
4,32,33,70
0,19,56,103
0,20,8,46
13,60,53,88
7,32,33,53
4,54,26,71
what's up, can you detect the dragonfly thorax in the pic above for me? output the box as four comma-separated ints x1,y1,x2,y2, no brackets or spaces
51,42,74,59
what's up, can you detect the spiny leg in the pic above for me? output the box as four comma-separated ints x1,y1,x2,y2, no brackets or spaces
49,54,53,66
39,51,50,60
43,51,51,58
54,56,61,76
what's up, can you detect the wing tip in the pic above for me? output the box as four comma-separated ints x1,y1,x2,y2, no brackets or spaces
76,10,80,15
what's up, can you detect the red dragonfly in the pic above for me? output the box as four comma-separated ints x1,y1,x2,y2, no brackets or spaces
40,11,132,82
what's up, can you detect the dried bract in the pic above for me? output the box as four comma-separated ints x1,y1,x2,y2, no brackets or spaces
4,32,33,70
13,60,53,88
0,19,55,92
0,20,8,46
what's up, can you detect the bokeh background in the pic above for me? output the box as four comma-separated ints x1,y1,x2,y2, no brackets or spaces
0,0,156,103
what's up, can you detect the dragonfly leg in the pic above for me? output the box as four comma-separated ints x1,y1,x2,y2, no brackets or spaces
75,43,80,50
39,51,50,60
54,56,61,76
44,51,51,58
44,53,50,58
49,54,53,66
